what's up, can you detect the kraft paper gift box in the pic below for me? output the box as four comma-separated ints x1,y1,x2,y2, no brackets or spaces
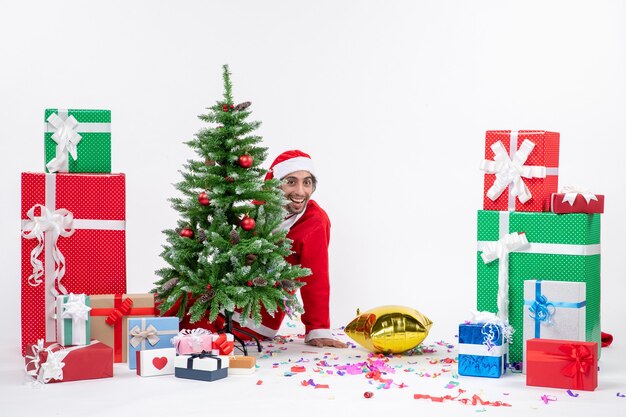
44,108,111,173
56,293,91,346
228,355,256,375
458,322,508,378
480,130,559,212
24,340,113,384
175,353,229,382
476,210,601,363
526,339,598,391
551,190,605,214
136,348,176,377
127,317,179,369
90,294,155,363
171,328,214,355
522,280,586,372
20,172,126,355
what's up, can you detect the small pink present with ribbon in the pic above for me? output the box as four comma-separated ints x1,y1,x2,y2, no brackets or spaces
171,329,213,355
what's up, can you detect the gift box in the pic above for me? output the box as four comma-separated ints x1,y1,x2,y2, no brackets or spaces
56,293,91,346
480,130,559,212
171,328,214,355
458,322,507,378
522,280,586,371
44,108,111,173
127,317,179,369
526,338,597,391
476,210,601,363
228,355,256,375
551,191,604,214
212,333,234,355
90,294,155,363
24,340,113,384
175,353,229,382
136,348,176,377
20,172,126,355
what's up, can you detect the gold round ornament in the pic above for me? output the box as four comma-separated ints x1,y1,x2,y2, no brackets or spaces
344,305,433,353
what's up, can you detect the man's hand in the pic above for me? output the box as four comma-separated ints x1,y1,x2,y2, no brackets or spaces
306,338,348,348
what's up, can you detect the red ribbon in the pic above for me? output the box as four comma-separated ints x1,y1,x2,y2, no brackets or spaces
558,344,594,389
90,295,155,362
213,334,234,355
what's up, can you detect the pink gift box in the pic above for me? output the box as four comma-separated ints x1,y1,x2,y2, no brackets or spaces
171,329,213,355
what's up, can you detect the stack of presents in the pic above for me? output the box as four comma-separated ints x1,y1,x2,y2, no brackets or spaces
458,130,604,391
21,109,255,385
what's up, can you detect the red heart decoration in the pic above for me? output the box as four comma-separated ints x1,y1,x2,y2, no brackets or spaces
152,357,168,370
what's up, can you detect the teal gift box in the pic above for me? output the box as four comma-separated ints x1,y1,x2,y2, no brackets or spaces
127,317,179,370
44,108,111,173
476,210,601,363
55,293,91,346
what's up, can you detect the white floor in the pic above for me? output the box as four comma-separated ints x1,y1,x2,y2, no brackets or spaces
1,320,624,417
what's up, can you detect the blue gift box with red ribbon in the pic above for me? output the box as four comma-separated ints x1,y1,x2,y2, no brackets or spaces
458,322,508,378
522,280,586,371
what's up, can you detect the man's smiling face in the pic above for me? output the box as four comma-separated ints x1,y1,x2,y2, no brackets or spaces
280,170,315,215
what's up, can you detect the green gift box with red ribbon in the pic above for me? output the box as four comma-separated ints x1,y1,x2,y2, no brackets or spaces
526,338,597,391
476,210,601,364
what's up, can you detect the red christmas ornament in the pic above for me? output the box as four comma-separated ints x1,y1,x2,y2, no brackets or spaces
225,176,235,183
364,392,374,399
240,216,256,231
238,154,253,168
180,227,194,238
205,283,212,291
246,280,253,287
222,104,229,112
230,104,235,109
198,191,210,205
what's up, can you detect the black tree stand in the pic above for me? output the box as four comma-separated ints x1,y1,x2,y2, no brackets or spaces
217,310,263,356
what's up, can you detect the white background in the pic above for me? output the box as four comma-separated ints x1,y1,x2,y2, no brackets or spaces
1,1,625,415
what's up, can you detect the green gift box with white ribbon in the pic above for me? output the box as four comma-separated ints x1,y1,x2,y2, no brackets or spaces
476,210,600,364
44,108,111,173
56,293,91,346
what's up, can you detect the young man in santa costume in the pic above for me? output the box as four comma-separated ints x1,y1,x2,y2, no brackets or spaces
231,150,346,348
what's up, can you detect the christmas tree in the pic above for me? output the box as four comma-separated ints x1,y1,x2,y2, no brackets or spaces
153,65,309,327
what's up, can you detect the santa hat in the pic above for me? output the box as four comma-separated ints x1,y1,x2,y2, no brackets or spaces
265,150,315,181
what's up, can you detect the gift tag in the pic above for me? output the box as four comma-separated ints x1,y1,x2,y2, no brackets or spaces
136,348,176,377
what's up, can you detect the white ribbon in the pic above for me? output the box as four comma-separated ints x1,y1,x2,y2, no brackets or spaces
479,232,529,322
21,204,75,293
458,343,506,357
45,111,82,173
560,185,598,206
469,310,515,346
60,293,91,345
129,324,160,348
24,340,66,384
480,138,547,205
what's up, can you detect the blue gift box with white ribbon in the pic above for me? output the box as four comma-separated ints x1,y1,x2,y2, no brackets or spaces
522,280,586,371
458,322,508,378
127,317,179,369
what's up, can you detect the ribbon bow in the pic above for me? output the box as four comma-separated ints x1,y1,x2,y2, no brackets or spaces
470,310,514,350
61,293,91,323
558,344,594,382
480,139,546,204
21,204,75,292
480,232,529,322
171,328,211,349
560,186,598,206
46,112,82,173
129,324,160,348
24,340,66,384
528,294,555,325
105,298,134,326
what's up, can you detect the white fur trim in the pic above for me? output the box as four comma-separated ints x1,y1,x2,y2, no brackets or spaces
304,329,334,342
231,311,279,338
272,156,315,180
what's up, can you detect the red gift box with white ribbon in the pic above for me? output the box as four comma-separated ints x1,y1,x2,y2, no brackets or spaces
20,173,126,355
551,187,604,214
480,130,560,212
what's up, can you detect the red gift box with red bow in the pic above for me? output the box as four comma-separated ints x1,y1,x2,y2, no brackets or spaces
526,338,598,391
